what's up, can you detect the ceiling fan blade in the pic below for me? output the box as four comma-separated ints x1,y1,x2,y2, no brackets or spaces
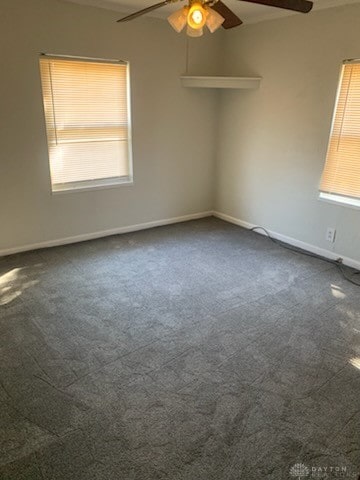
211,1,243,29
117,1,174,22
239,0,313,14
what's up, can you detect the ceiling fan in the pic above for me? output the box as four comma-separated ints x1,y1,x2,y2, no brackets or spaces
117,0,313,37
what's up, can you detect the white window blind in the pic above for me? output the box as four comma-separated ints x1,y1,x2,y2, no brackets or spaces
320,61,360,203
39,55,132,192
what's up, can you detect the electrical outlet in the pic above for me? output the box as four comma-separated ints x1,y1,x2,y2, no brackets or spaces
326,227,336,243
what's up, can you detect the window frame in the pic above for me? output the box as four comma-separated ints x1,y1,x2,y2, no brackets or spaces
319,59,360,209
319,192,360,210
39,54,134,194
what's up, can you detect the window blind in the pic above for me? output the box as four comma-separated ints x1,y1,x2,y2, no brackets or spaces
39,56,131,190
320,62,360,200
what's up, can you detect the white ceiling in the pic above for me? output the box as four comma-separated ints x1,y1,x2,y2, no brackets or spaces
64,0,360,23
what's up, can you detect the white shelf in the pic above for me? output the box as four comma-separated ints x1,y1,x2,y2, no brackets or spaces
180,76,261,89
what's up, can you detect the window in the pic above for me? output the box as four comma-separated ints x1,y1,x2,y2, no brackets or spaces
319,61,360,208
39,55,132,192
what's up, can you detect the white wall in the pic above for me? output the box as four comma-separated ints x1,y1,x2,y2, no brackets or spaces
215,3,360,264
0,0,221,252
2,0,360,264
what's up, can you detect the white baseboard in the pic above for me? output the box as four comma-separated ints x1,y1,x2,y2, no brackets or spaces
0,211,213,257
2,209,359,271
213,211,360,271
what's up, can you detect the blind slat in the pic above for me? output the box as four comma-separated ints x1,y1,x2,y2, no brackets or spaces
39,57,131,187
320,63,360,198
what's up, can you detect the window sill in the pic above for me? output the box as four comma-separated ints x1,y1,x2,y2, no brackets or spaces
319,192,360,210
52,177,133,194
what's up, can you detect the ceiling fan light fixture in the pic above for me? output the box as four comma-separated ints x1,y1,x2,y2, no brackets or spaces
117,0,313,36
167,6,189,33
187,2,208,30
205,7,225,33
186,24,204,37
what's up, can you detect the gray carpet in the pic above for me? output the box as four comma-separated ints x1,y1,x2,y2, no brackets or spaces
0,217,359,479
